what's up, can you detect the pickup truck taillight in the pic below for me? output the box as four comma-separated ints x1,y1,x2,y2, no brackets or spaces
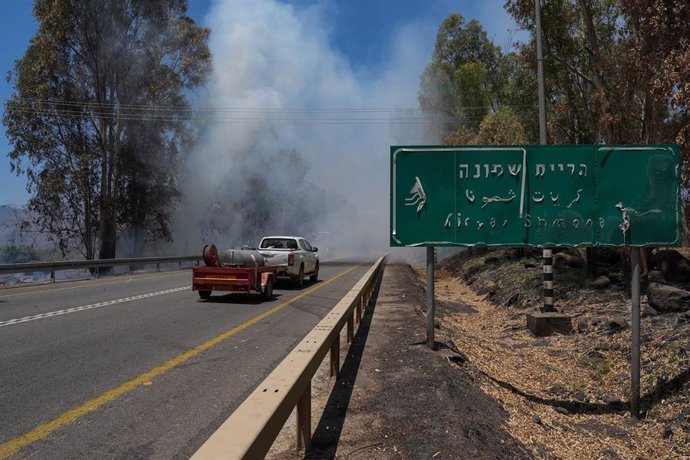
287,252,295,266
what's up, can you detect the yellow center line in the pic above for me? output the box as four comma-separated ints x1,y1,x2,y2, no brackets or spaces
0,264,361,459
0,270,190,299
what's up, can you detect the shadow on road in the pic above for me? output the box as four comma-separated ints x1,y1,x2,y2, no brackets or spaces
200,293,283,305
275,279,320,291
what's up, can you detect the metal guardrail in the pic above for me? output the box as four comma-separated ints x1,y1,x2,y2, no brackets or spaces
192,256,387,459
0,256,201,282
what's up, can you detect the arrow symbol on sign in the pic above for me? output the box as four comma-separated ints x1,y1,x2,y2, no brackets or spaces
405,176,427,213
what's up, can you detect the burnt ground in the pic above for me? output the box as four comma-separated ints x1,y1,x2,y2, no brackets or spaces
267,263,531,459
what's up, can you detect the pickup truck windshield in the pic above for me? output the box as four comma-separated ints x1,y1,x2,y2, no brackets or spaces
260,238,298,249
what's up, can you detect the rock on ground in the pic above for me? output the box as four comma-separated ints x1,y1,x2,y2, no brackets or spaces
647,283,690,313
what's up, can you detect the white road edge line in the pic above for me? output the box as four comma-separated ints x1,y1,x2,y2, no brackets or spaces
0,286,189,328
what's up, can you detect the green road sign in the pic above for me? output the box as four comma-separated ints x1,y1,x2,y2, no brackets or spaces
390,145,681,248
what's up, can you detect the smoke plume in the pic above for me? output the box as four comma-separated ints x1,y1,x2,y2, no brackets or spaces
174,0,436,258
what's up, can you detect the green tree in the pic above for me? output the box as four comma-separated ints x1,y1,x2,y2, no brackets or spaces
473,107,528,145
419,12,538,144
3,0,211,259
418,14,501,136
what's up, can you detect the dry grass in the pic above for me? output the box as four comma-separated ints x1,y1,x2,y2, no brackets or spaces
425,253,690,459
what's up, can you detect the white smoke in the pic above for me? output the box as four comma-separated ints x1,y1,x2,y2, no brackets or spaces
174,0,437,258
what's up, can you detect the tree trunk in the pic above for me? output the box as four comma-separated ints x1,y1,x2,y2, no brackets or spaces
586,248,597,278
580,0,622,286
580,0,615,142
99,210,117,260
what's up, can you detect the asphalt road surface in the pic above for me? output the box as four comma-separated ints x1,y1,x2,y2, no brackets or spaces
0,260,372,459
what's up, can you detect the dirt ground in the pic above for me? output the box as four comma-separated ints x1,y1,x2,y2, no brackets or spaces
266,253,690,459
267,263,531,459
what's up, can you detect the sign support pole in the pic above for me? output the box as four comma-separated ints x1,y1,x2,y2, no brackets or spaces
631,247,641,418
426,246,435,349
535,0,556,312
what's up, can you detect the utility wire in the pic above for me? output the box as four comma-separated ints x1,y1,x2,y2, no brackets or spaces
7,109,497,124
6,97,538,113
6,98,538,125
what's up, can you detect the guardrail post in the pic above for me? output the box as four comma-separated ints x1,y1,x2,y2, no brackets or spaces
50,269,55,284
296,384,312,451
347,314,354,343
157,263,160,272
96,266,100,279
330,338,340,379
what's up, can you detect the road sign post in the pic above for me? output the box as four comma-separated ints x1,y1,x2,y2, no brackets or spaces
631,247,641,418
427,247,435,349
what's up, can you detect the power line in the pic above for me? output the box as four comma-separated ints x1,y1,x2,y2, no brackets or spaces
5,98,538,125
7,108,505,125
6,97,538,114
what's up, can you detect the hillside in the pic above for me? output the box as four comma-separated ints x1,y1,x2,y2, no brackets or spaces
429,248,690,458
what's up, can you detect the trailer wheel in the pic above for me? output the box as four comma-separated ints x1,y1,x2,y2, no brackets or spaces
310,262,319,282
263,278,274,300
296,264,304,288
198,290,211,300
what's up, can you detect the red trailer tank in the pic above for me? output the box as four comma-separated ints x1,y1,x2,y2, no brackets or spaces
192,244,277,300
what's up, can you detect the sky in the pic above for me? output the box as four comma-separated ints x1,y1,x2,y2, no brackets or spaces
0,0,525,209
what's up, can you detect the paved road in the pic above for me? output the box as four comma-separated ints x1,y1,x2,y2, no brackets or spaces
0,261,371,459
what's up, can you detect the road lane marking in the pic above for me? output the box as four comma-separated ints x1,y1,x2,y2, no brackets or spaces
0,264,361,459
0,271,191,299
0,287,190,328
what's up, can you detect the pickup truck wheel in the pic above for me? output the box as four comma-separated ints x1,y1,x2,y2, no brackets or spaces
198,290,211,300
296,264,304,288
310,262,319,282
263,278,274,300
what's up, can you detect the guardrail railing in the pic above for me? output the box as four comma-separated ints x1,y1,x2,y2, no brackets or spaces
0,256,201,283
192,256,387,459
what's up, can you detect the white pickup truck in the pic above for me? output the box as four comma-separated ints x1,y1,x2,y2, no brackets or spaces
257,236,319,287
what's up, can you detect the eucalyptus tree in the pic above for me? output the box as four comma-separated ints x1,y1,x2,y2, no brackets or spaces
506,0,690,278
4,0,210,259
418,13,502,136
419,12,536,144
